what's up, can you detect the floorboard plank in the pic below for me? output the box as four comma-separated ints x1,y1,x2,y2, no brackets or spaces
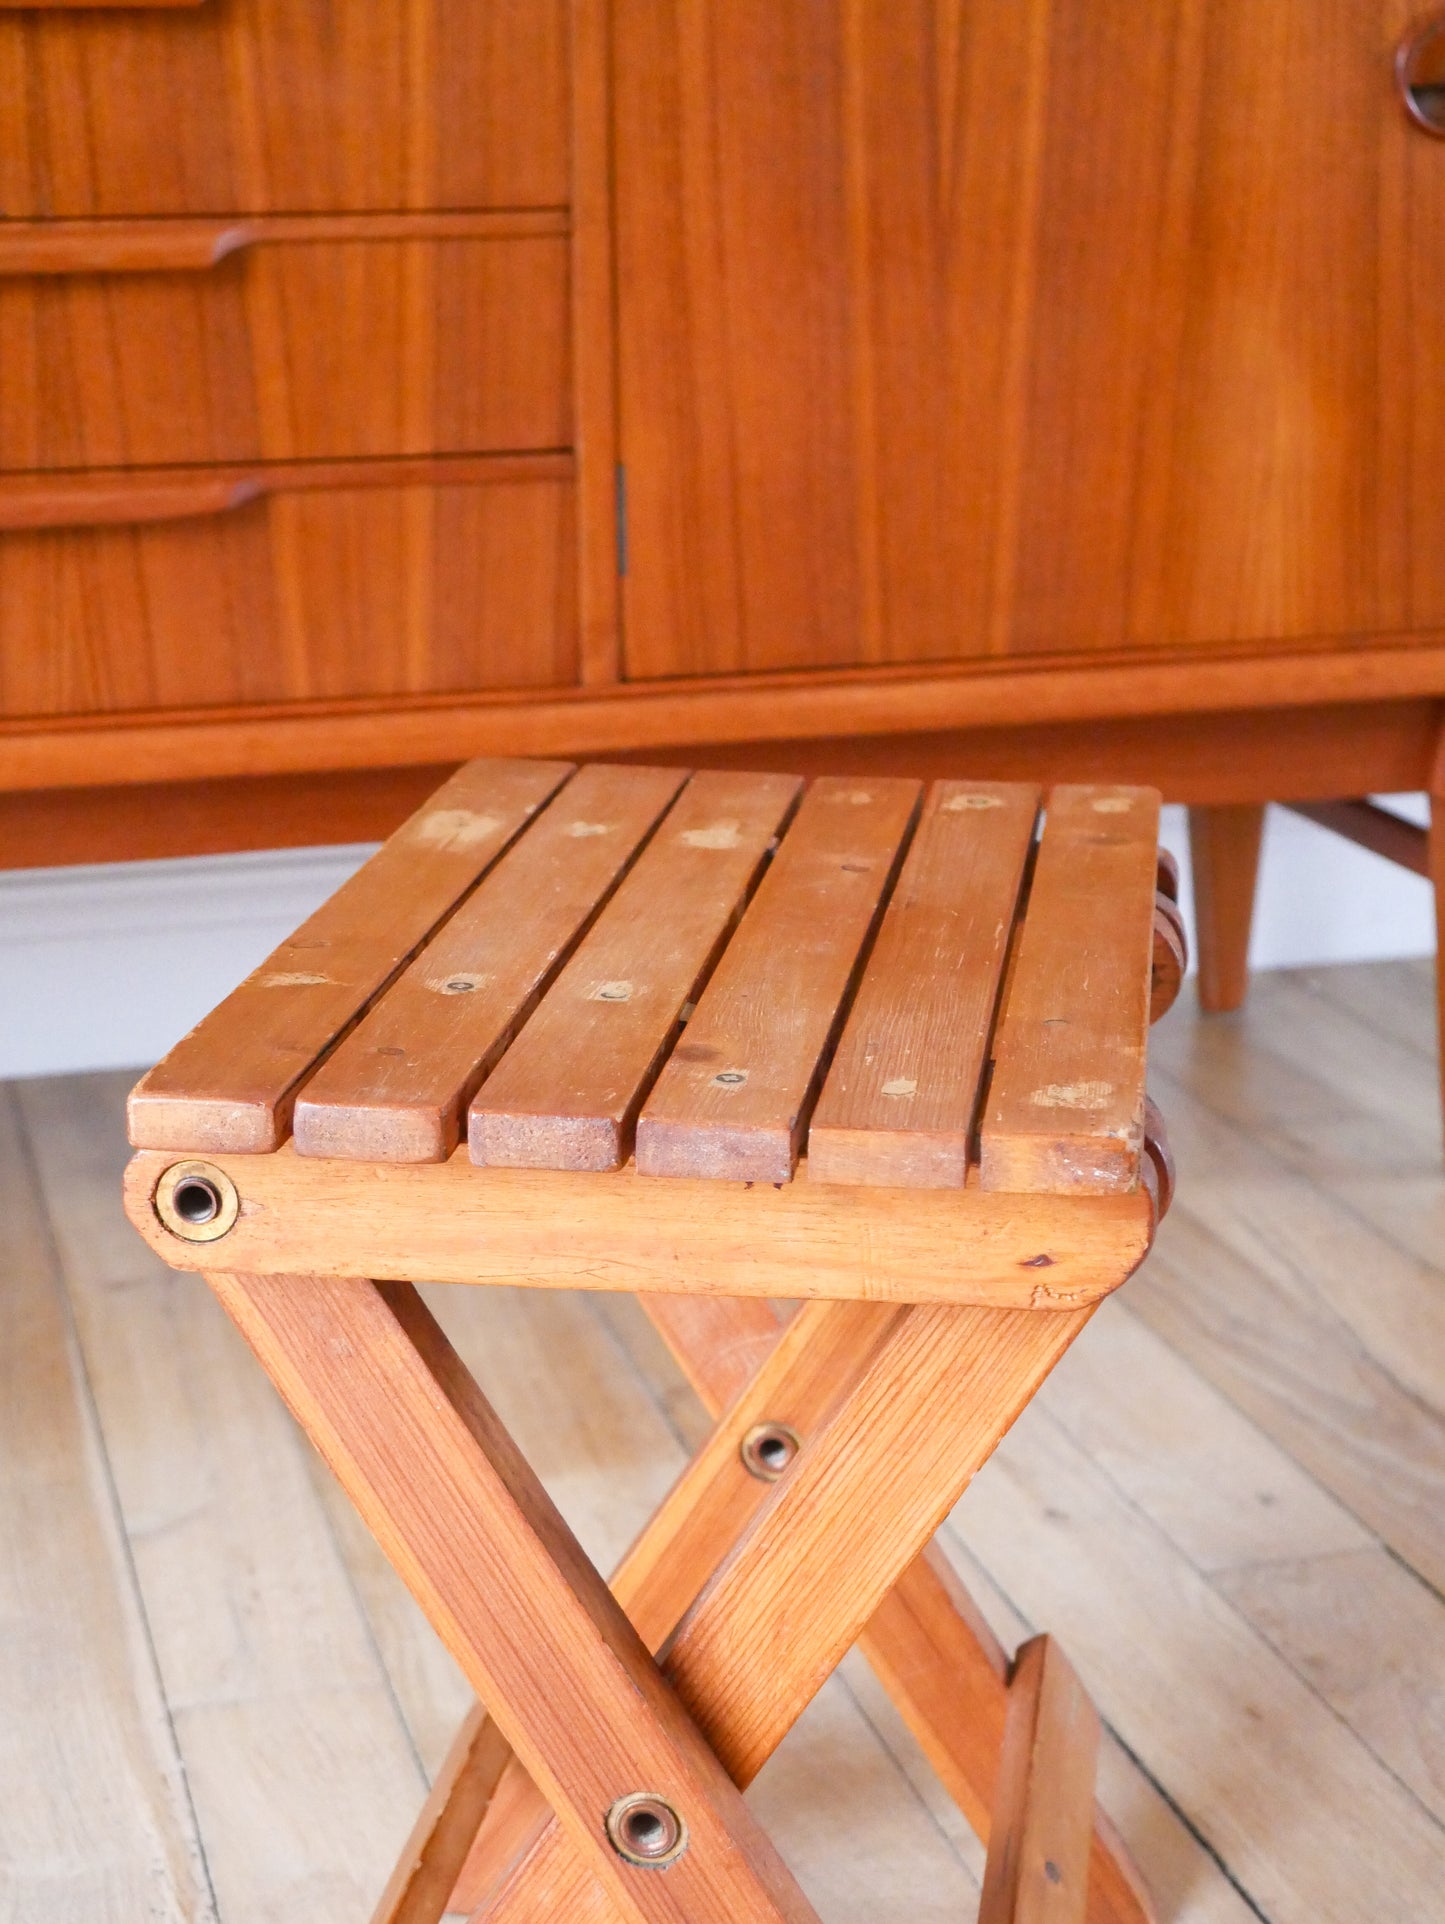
1133,1208,1445,1594
0,1087,211,1924
17,1074,429,1924
1215,1547,1445,1825
948,1399,1445,1924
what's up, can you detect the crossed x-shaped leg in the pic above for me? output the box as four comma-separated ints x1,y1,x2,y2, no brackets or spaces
208,1270,1152,1924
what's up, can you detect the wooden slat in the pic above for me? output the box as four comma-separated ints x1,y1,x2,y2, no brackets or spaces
292,765,688,1162
635,776,921,1182
208,1270,821,1924
978,1636,1101,1924
471,770,802,1169
807,781,1039,1187
980,786,1160,1194
126,758,575,1155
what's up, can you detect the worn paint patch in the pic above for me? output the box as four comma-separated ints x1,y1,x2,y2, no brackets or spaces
942,792,1003,812
881,1076,918,1098
592,980,633,1002
1091,797,1132,814
680,819,742,850
431,972,488,996
413,808,503,850
566,820,612,838
1029,1080,1115,1110
259,970,331,987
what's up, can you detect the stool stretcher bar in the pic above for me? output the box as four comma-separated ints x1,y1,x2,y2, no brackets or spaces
125,1148,1155,1307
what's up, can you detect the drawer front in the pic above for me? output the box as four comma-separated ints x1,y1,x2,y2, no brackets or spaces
0,474,578,719
0,0,567,216
0,234,570,472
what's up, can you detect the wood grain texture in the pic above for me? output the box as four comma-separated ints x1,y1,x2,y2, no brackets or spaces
614,0,1445,678
293,763,688,1162
127,757,573,1152
445,1295,1154,1924
122,1143,1155,1306
1,696,1438,871
808,781,1039,1187
0,1088,209,1924
0,470,580,721
636,776,921,1181
1189,804,1265,1014
482,1299,1097,1924
641,1296,1156,1924
978,1636,1100,1924
369,1707,511,1924
0,233,569,472
208,1269,822,1924
572,0,623,685
17,1071,433,1924
7,648,1445,793
445,1298,901,1917
981,787,1159,1195
0,0,568,215
471,770,801,1170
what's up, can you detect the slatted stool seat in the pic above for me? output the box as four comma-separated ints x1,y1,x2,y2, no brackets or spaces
123,758,1184,1924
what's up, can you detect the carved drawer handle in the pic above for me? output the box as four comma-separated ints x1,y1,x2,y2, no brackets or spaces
0,220,252,277
1398,12,1445,136
0,3,205,11
0,473,262,531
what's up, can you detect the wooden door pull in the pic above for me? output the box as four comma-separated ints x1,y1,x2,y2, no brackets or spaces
0,2,204,12
0,474,261,531
0,454,569,533
0,221,252,276
0,210,566,278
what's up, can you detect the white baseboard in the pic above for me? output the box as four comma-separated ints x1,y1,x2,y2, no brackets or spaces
0,798,1435,1081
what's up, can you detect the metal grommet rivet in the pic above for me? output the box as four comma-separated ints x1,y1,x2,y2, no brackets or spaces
605,1792,688,1867
739,1421,801,1482
153,1160,240,1244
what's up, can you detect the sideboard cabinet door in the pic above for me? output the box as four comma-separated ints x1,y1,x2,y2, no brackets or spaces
614,1,1445,679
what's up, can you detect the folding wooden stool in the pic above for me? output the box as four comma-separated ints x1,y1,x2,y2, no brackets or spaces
123,757,1184,1924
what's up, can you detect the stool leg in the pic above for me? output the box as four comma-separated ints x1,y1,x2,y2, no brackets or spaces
478,1298,1096,1924
208,1269,822,1924
642,1295,1152,1924
978,1635,1100,1924
369,1706,510,1924
452,1300,903,1914
439,1293,1154,1924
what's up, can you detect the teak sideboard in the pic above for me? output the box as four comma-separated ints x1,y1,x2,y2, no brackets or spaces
2,1,1443,1073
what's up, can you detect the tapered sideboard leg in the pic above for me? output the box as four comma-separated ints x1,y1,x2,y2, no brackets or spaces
1188,803,1265,1013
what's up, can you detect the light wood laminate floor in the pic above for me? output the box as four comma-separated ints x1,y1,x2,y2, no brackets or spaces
4,961,1444,1924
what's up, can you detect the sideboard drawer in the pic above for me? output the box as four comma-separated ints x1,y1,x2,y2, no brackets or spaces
0,232,570,471
0,0,568,216
0,469,578,719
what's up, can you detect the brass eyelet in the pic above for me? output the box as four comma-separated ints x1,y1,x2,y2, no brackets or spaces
153,1160,240,1244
